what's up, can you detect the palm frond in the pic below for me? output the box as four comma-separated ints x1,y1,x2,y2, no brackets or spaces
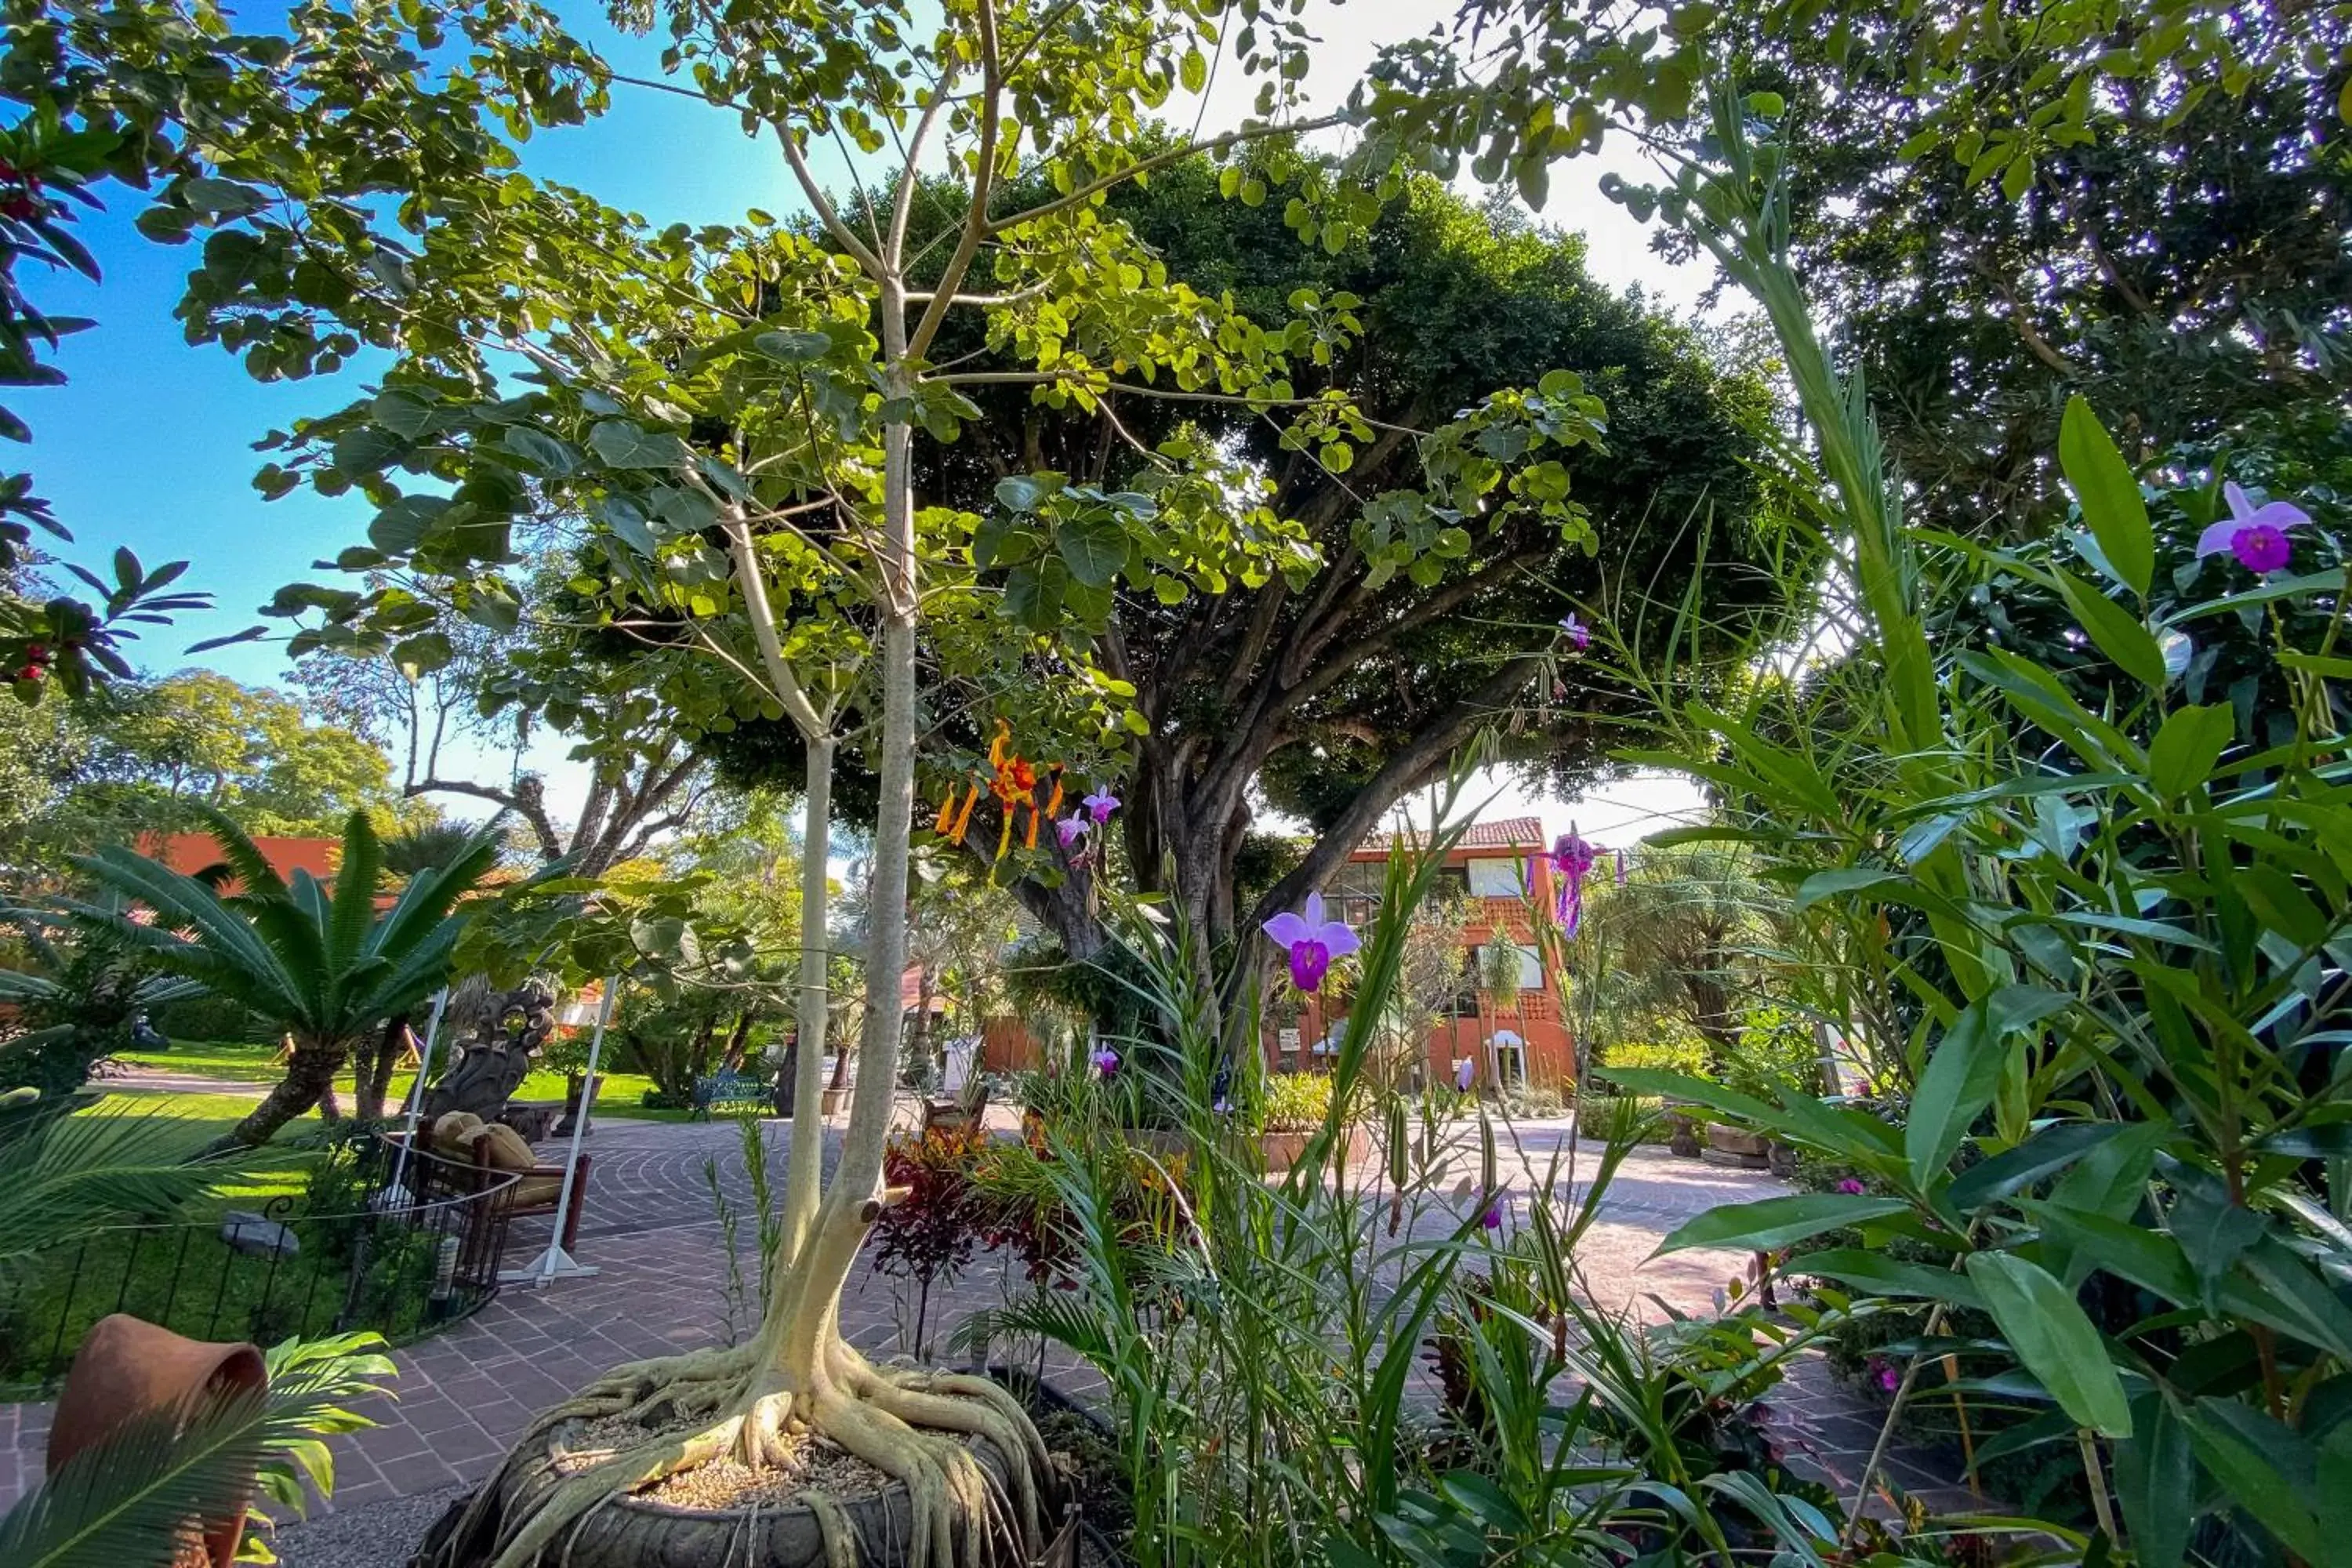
0,1334,395,1568
184,803,289,905
0,1108,294,1271
68,851,298,1009
325,812,383,971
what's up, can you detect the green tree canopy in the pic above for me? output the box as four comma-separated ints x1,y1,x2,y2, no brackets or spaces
706,156,1789,964
0,668,420,890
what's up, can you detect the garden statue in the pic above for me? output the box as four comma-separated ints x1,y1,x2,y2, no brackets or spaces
423,982,555,1123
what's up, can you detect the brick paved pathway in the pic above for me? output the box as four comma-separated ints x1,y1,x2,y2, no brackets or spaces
0,1112,1975,1559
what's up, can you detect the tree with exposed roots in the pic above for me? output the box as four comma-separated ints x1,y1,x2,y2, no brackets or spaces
40,0,1625,1552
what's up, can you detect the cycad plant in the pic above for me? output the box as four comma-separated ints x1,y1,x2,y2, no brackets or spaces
0,1102,392,1567
74,805,501,1145
0,898,204,1096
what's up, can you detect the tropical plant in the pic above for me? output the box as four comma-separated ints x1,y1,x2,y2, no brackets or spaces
956,779,1860,1568
1598,88,2352,1565
0,1330,396,1567
0,1093,390,1564
73,804,501,1144
0,899,202,1095
379,817,503,884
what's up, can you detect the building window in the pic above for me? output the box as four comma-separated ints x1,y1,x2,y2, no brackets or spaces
1477,942,1544,992
1465,857,1528,898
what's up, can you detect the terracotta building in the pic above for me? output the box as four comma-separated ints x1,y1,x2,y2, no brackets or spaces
1273,815,1573,1089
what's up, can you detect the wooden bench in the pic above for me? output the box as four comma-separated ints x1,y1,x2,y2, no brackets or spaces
691,1069,772,1120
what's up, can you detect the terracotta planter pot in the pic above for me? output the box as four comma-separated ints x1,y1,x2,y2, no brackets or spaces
49,1313,268,1568
1704,1122,1772,1169
821,1086,849,1115
1260,1126,1371,1171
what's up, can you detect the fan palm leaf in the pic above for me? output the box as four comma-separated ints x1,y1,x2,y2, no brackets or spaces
0,1332,395,1568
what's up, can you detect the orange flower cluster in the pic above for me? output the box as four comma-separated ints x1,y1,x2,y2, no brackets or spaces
933,720,1063,859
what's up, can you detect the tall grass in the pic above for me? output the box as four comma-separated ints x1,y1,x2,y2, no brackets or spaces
956,769,1855,1567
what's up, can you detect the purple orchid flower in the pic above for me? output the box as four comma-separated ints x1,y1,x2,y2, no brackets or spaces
2196,482,2312,575
1082,788,1120,824
1055,812,1089,850
1836,1178,1865,1196
1091,1047,1120,1077
1213,1095,1232,1116
1263,891,1360,993
1558,612,1591,651
1551,828,1599,935
1478,1185,1510,1231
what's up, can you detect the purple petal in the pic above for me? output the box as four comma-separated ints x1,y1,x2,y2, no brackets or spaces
1288,940,1330,992
1264,911,1312,948
1301,890,1327,927
2225,481,2256,524
2249,499,2310,530
2194,519,2242,558
1320,923,1362,958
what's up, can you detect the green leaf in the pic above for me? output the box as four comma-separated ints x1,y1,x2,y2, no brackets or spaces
1907,1001,2008,1187
2057,396,2153,597
588,421,693,471
2114,1396,2196,1568
2052,568,2167,690
367,495,450,554
1791,867,1903,910
2180,1401,2321,1563
753,329,833,365
996,475,1047,513
501,427,577,475
1179,46,1207,93
1057,514,1130,588
2147,703,2234,797
180,176,267,217
1947,1122,2127,1210
390,632,452,677
1963,1250,2132,1436
1797,1248,1984,1309
1654,1193,1911,1254
597,496,655,558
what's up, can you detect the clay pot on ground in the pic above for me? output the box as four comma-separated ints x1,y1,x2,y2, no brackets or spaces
1704,1123,1772,1169
821,1086,849,1115
47,1312,269,1568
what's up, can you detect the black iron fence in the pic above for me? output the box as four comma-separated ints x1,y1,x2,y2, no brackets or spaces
0,1132,517,1394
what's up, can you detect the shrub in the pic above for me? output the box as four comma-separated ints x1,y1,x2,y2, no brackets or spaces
1260,1070,1334,1133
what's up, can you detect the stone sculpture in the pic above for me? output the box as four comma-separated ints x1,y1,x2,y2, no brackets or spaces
421,981,555,1123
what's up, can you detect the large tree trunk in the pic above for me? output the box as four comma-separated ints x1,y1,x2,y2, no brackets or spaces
227,1036,348,1146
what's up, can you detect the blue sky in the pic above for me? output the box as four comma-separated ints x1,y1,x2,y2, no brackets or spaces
18,4,848,687
17,0,1708,840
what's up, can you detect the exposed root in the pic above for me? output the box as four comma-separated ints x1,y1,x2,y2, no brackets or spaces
434,1336,1047,1568
798,1486,861,1568
486,1416,746,1568
850,1367,1044,1547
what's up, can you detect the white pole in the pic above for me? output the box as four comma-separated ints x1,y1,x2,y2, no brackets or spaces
385,987,449,1207
509,976,618,1287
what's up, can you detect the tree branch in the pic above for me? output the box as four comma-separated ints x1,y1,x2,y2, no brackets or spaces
904,0,1002,364
1244,652,1545,936
984,113,1345,235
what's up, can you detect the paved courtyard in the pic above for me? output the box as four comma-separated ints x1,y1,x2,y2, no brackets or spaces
0,1111,1975,1563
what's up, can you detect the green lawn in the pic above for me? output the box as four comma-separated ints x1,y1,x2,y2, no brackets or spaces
112,1039,675,1119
